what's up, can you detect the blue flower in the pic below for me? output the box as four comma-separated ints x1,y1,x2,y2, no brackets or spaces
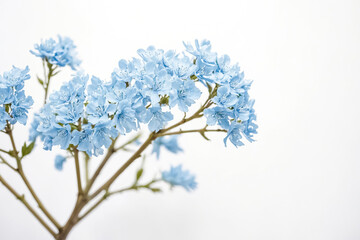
114,100,137,135
86,98,116,124
87,76,109,102
183,40,217,84
0,107,10,130
36,105,57,134
54,155,67,171
164,53,197,78
137,46,164,63
93,120,118,149
143,67,171,106
9,90,34,125
52,125,72,150
0,66,33,130
223,122,244,147
228,73,252,94
169,79,201,112
203,106,233,129
31,36,81,70
147,107,173,132
70,127,95,156
30,38,57,59
0,87,15,105
162,165,197,191
0,66,30,90
55,102,84,124
49,73,88,107
152,136,183,159
212,86,238,108
241,104,258,142
183,39,217,64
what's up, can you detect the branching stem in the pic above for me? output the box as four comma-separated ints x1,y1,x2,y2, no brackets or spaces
5,123,61,230
0,175,57,237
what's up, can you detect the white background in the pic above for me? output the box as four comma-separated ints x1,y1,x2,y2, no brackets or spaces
1,0,360,239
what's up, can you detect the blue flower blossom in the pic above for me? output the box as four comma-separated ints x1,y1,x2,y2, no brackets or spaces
0,66,30,90
165,53,197,78
0,66,33,130
143,68,171,106
212,86,238,108
223,122,244,147
147,107,173,132
52,125,72,150
9,90,34,125
0,107,11,130
169,79,201,112
70,127,95,156
137,46,164,64
30,38,57,59
183,40,217,84
162,165,197,191
30,36,81,70
0,86,15,105
92,120,118,149
54,155,67,171
152,136,183,159
114,100,138,135
204,106,233,129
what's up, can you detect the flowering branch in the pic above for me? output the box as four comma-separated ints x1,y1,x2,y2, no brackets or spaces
0,38,257,240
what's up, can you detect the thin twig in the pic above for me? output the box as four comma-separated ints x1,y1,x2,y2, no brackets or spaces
89,133,155,200
74,148,83,195
5,124,61,229
0,175,56,237
84,153,90,186
156,128,227,137
0,154,17,171
84,138,118,194
114,133,141,152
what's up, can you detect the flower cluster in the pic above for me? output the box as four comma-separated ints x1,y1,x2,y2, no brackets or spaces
30,36,81,70
161,165,197,191
0,66,34,130
184,40,258,147
30,39,257,158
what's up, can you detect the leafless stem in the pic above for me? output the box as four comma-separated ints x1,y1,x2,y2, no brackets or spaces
5,124,61,230
0,175,57,237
